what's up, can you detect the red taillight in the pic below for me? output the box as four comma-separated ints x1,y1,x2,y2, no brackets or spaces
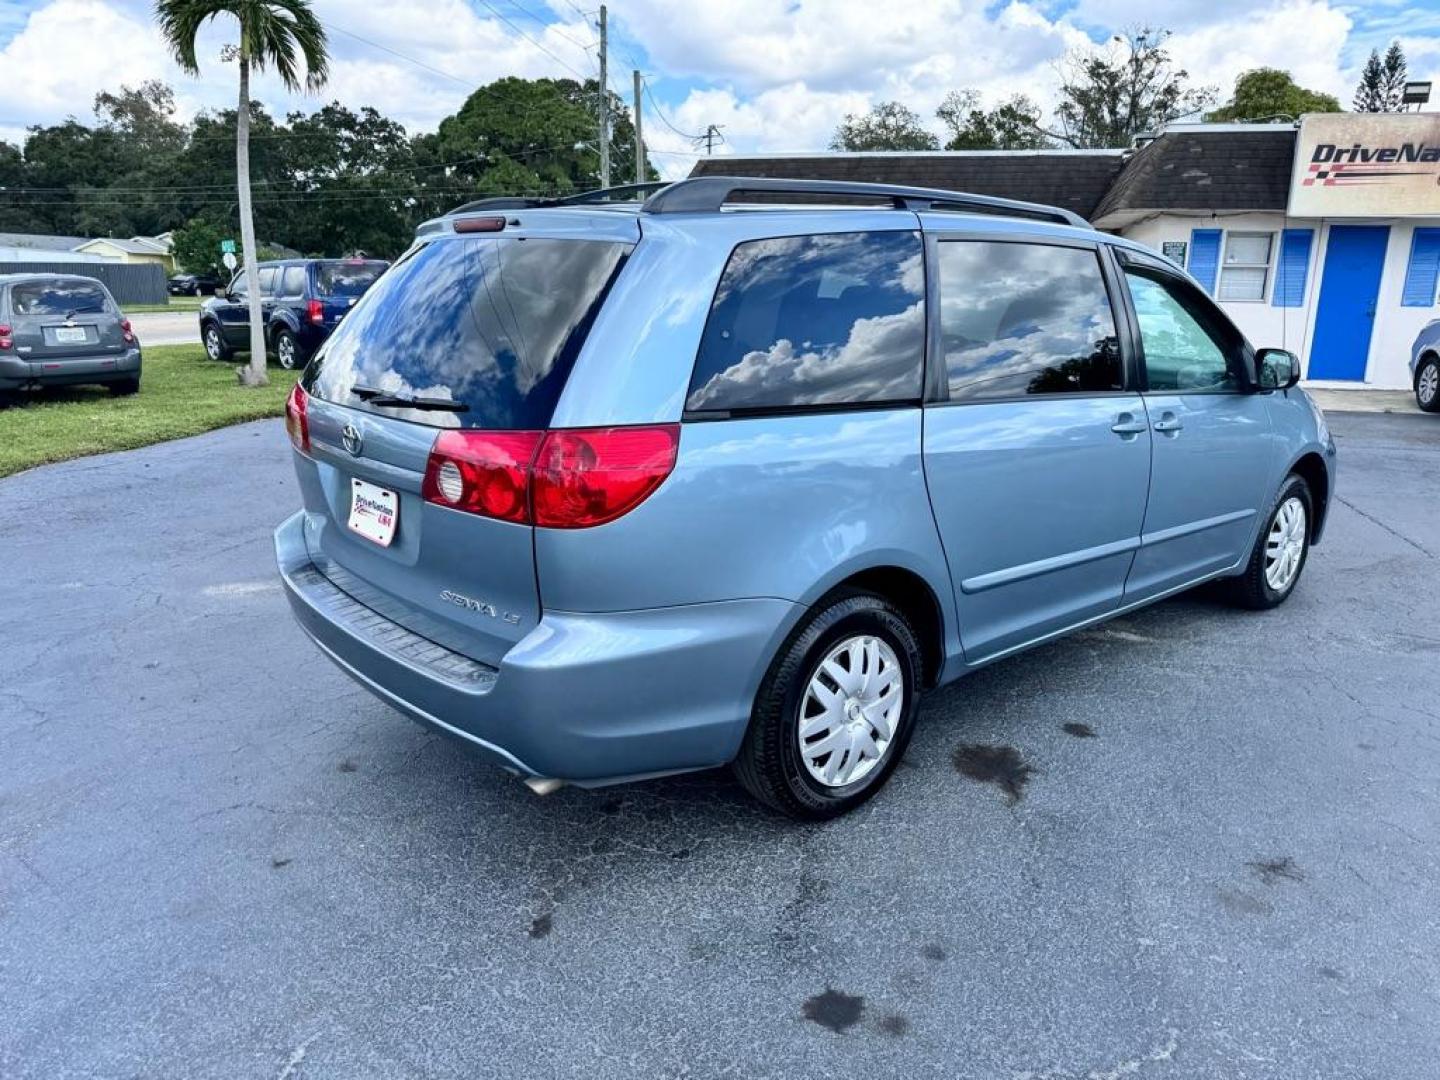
285,384,310,453
0,324,10,350
532,425,680,528
306,298,324,325
423,430,544,524
420,424,679,527
120,318,135,344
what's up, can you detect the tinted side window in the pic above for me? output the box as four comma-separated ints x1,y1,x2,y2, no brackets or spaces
1124,266,1243,392
258,267,278,297
230,271,248,297
938,241,1121,402
282,265,306,295
686,231,925,413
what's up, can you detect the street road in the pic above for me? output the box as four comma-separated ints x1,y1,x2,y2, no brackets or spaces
2,411,1437,1079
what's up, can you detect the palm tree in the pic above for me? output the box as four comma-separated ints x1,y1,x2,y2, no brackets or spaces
155,0,328,387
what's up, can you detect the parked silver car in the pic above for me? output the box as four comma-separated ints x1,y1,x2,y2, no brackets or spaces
0,274,141,397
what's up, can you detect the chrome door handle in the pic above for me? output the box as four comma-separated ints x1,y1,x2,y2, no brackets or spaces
1153,412,1183,433
1111,412,1148,436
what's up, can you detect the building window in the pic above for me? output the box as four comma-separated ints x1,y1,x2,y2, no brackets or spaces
1217,232,1274,302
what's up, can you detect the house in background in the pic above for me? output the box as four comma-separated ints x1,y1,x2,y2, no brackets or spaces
0,231,113,263
72,235,175,273
691,110,1440,391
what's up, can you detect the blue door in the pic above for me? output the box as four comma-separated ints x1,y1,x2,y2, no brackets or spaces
1309,225,1389,381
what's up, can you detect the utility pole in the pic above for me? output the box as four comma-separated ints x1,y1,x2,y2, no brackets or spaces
633,69,644,184
703,124,722,155
597,4,610,188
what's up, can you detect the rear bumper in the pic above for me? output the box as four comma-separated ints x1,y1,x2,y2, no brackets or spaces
0,348,140,389
274,511,798,785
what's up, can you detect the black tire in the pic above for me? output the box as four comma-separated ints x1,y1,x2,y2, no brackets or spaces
273,328,304,371
1416,354,1440,413
734,591,923,820
202,322,231,362
107,377,140,397
1225,474,1313,610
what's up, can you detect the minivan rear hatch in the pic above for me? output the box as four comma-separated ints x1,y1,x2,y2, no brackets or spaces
295,221,635,666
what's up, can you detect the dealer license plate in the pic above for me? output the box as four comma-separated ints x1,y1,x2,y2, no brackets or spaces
54,327,87,344
347,478,398,547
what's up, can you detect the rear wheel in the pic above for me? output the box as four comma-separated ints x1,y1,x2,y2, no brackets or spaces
734,592,922,820
108,377,140,397
203,323,230,362
1417,355,1440,413
274,328,304,371
1226,474,1312,610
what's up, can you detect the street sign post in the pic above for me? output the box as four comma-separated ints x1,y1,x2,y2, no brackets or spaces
221,239,237,255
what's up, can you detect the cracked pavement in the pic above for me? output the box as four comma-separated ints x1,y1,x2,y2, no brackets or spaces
1,411,1438,1078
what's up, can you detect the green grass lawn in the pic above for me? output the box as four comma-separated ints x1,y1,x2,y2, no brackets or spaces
0,344,298,478
123,295,205,314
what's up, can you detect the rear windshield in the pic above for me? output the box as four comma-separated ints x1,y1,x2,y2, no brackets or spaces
314,260,389,297
11,280,110,316
304,238,629,429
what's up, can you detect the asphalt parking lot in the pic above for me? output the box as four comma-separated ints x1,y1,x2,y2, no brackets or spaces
2,410,1438,1079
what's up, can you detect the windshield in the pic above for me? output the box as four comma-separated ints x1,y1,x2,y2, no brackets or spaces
314,260,389,297
304,237,630,429
11,280,110,316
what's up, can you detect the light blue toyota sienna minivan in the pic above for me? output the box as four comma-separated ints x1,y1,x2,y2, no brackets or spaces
275,177,1336,819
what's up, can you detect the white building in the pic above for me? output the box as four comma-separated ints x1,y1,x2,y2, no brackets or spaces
1092,114,1440,390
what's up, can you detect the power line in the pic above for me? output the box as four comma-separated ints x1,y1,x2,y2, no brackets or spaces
470,0,592,80
642,78,701,140
491,0,596,52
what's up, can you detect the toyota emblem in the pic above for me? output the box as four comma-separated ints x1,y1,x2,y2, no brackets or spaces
341,423,363,457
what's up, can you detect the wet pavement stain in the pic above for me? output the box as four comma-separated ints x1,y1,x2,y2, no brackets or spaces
801,989,865,1033
1216,888,1272,916
528,912,553,939
1062,722,1098,738
920,943,946,962
337,758,358,773
1248,857,1305,885
876,1014,910,1037
1319,966,1344,980
270,857,292,869
952,744,1034,802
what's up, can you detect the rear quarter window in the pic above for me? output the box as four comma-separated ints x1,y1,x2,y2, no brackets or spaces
686,230,926,413
11,280,110,316
304,237,629,430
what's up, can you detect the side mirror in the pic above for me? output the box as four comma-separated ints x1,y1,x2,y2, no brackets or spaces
1254,348,1301,391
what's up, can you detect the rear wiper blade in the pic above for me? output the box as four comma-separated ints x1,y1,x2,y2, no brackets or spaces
351,384,468,412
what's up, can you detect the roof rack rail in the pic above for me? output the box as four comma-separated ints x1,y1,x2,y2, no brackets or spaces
639,176,1088,228
446,181,675,218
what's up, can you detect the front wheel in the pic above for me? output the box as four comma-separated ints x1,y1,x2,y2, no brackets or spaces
202,323,231,362
1416,355,1440,413
1226,475,1312,610
274,328,304,371
734,592,922,819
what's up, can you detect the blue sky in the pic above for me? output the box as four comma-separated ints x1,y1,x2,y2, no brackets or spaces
1,0,1437,176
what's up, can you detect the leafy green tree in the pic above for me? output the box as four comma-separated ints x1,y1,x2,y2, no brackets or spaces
156,0,329,388
170,215,229,276
937,90,1050,149
420,76,653,210
1208,68,1341,122
830,102,939,151
1048,28,1215,148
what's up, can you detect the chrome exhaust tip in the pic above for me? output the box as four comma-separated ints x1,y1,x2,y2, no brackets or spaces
524,777,566,796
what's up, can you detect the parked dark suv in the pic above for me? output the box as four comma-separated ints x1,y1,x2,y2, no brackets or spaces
199,258,389,370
